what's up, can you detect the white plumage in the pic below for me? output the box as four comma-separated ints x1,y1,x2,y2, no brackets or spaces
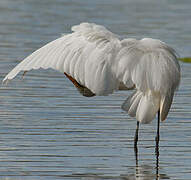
3,22,180,124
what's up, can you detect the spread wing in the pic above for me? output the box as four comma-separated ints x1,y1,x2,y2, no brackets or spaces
3,23,123,96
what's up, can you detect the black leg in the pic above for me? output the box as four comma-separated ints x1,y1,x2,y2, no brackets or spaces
156,149,159,180
155,110,160,156
134,121,139,147
134,121,139,159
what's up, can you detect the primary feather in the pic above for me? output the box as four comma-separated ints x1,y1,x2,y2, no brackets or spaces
3,22,180,124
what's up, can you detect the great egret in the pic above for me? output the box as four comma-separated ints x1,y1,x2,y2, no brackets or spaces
3,23,181,149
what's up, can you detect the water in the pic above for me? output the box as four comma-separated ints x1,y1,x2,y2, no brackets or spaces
0,0,191,179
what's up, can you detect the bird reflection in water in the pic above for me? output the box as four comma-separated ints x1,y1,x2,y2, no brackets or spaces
68,150,169,180
120,165,169,180
131,147,169,180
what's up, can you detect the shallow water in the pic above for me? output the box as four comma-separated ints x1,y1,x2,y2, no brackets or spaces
0,0,191,179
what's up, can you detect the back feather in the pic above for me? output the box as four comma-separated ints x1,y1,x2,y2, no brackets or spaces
120,38,180,123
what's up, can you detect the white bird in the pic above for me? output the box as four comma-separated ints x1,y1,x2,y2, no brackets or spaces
3,23,180,149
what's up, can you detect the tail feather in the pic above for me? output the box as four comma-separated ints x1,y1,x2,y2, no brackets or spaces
122,91,142,117
160,92,174,121
122,90,160,124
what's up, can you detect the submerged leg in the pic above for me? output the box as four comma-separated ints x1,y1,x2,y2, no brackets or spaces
156,113,160,179
155,110,160,156
156,148,160,179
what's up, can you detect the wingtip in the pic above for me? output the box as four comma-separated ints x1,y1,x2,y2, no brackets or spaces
2,78,10,85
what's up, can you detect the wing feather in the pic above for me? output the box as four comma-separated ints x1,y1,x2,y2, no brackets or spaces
3,23,121,95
